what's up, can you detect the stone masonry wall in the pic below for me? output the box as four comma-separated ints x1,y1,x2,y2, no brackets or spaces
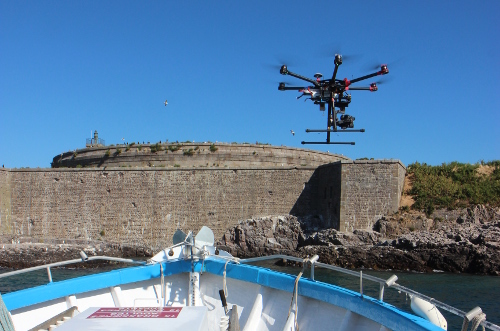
3,167,315,250
339,160,406,232
0,169,11,236
0,160,405,250
54,143,351,169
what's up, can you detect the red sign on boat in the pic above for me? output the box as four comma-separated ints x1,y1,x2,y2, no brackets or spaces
87,307,182,319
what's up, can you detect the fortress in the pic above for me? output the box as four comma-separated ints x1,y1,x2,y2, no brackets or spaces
0,134,406,250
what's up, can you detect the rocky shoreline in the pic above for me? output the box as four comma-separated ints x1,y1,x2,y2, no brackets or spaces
0,241,152,270
1,205,498,275
217,205,500,275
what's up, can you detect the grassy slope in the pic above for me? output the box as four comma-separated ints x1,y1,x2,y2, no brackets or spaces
404,161,500,216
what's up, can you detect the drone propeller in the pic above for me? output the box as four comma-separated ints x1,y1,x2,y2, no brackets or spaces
372,76,394,85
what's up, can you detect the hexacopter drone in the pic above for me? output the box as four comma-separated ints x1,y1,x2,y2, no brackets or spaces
278,54,389,145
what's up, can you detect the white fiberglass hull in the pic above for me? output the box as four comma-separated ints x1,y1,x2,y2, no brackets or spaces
3,258,443,331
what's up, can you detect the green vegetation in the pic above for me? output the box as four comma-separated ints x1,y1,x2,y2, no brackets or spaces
100,230,105,236
183,149,194,156
168,144,181,152
104,149,111,157
137,145,142,151
407,161,500,215
115,147,122,155
209,144,218,153
150,143,163,153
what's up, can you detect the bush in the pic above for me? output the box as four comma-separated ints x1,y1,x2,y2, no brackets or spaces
115,148,122,155
209,144,218,153
407,161,500,212
183,149,194,156
399,205,410,213
104,150,111,157
150,143,162,153
168,144,181,152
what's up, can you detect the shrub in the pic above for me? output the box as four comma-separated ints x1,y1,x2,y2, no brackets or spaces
183,149,194,156
115,147,122,155
209,144,218,153
137,145,142,151
399,205,410,213
174,164,180,167
168,144,181,152
104,150,111,157
407,161,500,212
150,143,162,153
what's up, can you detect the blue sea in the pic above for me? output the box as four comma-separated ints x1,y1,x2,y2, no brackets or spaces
1,263,499,331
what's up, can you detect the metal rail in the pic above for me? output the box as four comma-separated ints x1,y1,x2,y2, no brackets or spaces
1,249,498,330
240,255,500,331
0,256,146,281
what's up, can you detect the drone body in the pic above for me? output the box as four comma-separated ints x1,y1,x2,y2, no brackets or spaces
278,54,389,145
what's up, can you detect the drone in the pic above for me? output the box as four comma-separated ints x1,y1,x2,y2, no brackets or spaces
278,54,389,145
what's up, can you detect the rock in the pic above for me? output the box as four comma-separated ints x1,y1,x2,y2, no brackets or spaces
217,206,500,275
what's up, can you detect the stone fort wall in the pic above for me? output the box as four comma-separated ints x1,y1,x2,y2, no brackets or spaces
0,161,405,250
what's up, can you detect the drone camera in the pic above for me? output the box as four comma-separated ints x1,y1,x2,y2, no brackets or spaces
380,65,389,75
370,83,378,92
278,82,286,91
338,114,355,129
280,65,288,75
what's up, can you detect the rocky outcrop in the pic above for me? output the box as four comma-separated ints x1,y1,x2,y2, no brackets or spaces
0,241,152,269
1,206,498,275
217,206,500,275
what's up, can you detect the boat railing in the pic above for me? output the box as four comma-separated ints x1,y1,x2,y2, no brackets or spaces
239,254,500,331
0,255,146,283
1,246,498,331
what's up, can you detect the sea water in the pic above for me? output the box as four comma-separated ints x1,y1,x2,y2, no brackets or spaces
1,263,499,331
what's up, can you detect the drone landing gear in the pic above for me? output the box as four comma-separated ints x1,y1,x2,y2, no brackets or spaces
301,128,365,145
301,141,355,145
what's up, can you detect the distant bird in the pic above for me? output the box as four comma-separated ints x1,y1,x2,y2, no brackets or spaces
290,130,295,136
164,100,168,106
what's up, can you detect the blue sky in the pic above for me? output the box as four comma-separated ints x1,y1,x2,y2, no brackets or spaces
1,1,499,168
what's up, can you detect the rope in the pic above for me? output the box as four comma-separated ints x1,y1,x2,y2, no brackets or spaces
462,312,486,331
470,313,486,331
222,260,230,299
0,293,15,331
287,270,303,331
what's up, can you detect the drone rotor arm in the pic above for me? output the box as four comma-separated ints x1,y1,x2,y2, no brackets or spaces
346,87,372,91
278,84,306,91
283,69,320,87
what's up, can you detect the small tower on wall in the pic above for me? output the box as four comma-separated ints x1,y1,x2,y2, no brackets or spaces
86,130,105,147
